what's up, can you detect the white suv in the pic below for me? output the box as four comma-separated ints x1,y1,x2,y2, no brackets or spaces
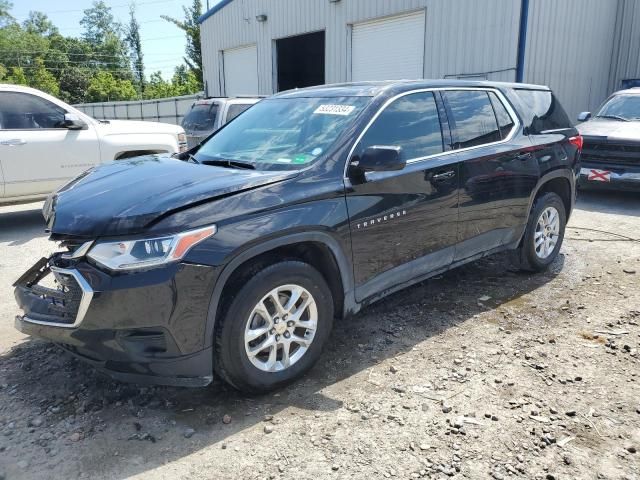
0,84,188,206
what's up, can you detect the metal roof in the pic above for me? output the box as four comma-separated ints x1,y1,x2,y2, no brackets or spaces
198,0,234,24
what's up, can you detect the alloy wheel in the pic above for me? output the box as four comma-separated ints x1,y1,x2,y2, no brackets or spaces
244,284,318,372
534,206,560,259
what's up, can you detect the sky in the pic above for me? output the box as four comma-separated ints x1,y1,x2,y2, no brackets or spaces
9,0,218,79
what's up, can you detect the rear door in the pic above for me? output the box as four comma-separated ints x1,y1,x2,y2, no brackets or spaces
345,90,460,301
0,91,100,198
442,89,537,261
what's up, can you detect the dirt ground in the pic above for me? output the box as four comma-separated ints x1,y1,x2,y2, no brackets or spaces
0,190,639,480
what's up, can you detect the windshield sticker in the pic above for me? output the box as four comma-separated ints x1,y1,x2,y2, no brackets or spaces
293,155,311,164
313,104,356,116
276,158,292,163
312,147,323,156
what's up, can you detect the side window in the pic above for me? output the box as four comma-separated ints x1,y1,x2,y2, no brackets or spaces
488,92,516,139
513,89,572,134
358,92,444,160
0,92,66,130
445,91,501,149
225,103,253,123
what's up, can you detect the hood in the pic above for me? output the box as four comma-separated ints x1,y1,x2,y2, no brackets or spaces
45,156,297,237
577,119,640,141
96,119,184,136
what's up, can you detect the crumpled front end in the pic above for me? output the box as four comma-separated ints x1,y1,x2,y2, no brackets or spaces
14,241,220,387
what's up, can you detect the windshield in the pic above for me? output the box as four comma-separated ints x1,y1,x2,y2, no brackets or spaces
597,94,640,121
183,103,218,131
194,96,370,170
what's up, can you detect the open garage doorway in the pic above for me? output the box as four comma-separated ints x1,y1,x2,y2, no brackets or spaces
276,31,325,92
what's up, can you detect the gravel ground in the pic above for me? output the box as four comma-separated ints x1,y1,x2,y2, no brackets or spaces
0,190,639,480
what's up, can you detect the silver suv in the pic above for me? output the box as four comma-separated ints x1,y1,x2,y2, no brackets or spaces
182,97,262,148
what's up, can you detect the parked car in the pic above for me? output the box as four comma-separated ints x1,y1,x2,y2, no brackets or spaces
577,87,640,191
182,97,262,148
0,84,187,206
14,80,581,393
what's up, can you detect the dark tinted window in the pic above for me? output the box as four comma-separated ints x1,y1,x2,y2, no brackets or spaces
358,92,444,160
226,103,253,123
0,92,65,129
182,103,218,132
514,89,572,134
489,92,516,139
445,90,501,149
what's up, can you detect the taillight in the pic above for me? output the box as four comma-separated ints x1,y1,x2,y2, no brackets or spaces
569,135,583,152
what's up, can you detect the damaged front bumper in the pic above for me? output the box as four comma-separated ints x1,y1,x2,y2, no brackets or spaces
14,251,219,387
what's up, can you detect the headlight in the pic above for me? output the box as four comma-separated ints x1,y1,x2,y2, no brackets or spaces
178,132,187,143
87,226,216,271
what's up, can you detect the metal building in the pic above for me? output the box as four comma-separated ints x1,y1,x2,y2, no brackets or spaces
198,0,640,119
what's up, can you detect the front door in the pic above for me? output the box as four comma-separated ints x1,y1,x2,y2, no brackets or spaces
345,91,460,302
0,91,100,199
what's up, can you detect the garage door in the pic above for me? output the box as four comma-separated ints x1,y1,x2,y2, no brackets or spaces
351,11,425,82
223,44,259,96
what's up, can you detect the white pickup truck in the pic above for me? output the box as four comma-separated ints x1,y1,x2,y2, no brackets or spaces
0,84,187,206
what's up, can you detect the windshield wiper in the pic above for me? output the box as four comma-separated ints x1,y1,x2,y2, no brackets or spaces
201,158,256,170
596,114,630,122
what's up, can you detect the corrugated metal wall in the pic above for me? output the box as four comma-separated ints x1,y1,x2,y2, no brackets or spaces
522,0,619,120
200,0,640,120
608,0,640,93
200,0,521,96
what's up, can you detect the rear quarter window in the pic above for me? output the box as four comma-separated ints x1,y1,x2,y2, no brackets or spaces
514,89,572,134
225,103,253,123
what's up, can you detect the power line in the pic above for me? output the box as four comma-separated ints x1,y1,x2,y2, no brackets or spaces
0,49,184,58
12,0,180,16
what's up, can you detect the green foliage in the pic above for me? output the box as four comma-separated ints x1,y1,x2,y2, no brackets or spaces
0,1,202,103
5,66,27,85
58,67,91,104
28,57,59,96
125,4,144,94
0,0,14,28
23,11,58,36
86,70,137,102
161,0,203,87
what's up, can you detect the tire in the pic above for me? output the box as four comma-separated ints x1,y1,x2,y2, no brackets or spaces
213,261,334,394
512,192,567,272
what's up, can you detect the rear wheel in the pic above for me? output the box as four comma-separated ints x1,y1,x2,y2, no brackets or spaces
512,192,566,272
213,261,334,394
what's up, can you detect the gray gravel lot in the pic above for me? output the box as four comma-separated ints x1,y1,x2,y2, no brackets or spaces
0,190,639,480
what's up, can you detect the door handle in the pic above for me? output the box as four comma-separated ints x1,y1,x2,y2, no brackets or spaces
0,139,27,146
432,170,456,181
516,152,533,161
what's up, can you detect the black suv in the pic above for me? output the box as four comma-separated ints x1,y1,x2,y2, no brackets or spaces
14,81,581,393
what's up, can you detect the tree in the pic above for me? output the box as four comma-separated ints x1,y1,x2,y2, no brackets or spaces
23,11,58,36
125,3,144,94
161,0,203,86
59,67,91,104
86,70,136,102
0,0,14,27
28,57,59,96
5,66,28,86
171,64,200,95
80,1,120,46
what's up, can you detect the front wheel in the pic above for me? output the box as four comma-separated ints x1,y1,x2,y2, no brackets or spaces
512,192,567,272
213,261,334,394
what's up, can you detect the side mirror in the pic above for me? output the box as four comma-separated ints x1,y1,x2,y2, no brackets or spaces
63,113,88,130
353,146,405,173
577,112,592,122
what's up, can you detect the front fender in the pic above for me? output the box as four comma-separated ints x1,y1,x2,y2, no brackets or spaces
201,230,355,349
